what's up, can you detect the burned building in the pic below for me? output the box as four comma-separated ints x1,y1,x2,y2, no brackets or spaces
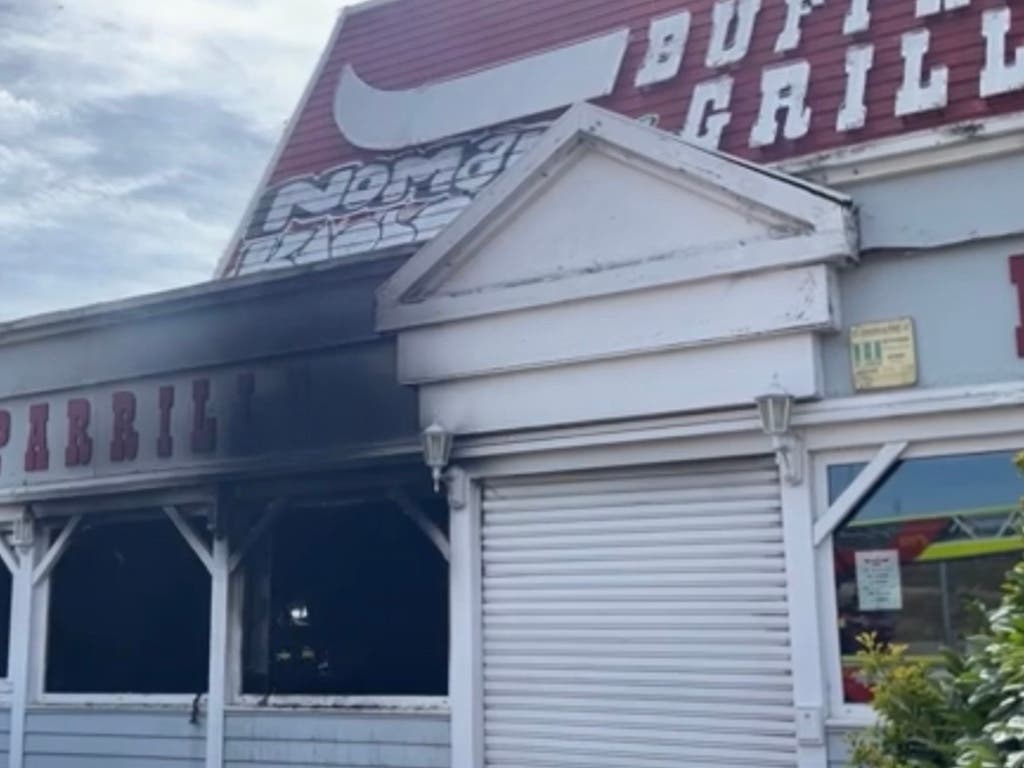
1,1,1024,767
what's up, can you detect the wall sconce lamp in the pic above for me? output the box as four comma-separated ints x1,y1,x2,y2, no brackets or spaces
421,422,454,493
756,393,803,486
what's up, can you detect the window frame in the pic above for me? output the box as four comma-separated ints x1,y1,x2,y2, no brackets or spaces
32,502,215,707
19,480,450,712
816,432,1024,725
0,522,19,700
225,495,452,711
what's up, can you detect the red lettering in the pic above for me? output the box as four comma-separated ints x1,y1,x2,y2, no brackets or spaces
1012,255,1024,357
24,403,49,472
110,391,139,462
0,409,10,475
65,398,92,467
191,379,216,454
157,386,175,458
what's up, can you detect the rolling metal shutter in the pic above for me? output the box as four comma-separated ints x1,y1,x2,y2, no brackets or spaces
481,458,796,768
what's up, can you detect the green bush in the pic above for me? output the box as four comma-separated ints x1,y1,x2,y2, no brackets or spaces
956,555,1024,768
851,452,1024,768
848,633,964,768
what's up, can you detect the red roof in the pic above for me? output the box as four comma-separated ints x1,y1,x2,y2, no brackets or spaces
221,0,1024,276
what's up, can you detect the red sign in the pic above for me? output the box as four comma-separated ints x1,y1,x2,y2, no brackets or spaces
1011,254,1024,356
0,378,225,476
223,0,1024,276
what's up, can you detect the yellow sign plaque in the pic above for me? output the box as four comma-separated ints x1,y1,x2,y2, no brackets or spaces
850,318,917,391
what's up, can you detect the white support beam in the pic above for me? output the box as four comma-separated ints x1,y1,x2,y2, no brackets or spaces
32,515,82,587
0,536,18,576
813,441,908,546
7,514,33,768
779,445,828,768
228,502,285,574
205,533,230,768
164,506,213,574
389,489,450,562
447,467,483,768
225,568,246,709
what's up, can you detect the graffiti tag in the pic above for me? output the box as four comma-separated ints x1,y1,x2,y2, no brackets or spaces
235,121,549,274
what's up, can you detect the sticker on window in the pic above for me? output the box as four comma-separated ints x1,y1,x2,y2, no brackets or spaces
855,549,903,611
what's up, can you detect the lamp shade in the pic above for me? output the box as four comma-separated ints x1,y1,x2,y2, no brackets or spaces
756,393,793,436
421,422,453,491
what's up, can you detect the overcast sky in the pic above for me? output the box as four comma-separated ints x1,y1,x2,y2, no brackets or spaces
0,0,345,321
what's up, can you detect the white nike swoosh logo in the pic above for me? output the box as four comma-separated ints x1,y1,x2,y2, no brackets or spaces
333,28,630,150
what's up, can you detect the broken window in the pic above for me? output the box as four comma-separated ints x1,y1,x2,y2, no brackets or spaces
46,513,211,694
0,552,11,678
241,490,448,697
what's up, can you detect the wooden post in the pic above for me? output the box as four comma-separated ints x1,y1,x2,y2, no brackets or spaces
8,514,34,768
447,467,483,768
779,443,829,768
206,532,230,768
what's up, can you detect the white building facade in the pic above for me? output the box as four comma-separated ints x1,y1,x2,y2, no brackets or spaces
1,1,1024,767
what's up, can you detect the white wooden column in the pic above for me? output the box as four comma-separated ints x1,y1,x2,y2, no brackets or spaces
447,467,483,768
165,502,231,768
206,531,230,768
7,521,34,768
778,443,829,768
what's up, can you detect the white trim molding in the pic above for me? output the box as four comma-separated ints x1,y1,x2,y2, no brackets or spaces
780,445,829,768
778,111,1024,186
446,467,483,768
30,515,81,587
452,379,1024,464
813,441,907,545
230,695,449,711
7,508,32,768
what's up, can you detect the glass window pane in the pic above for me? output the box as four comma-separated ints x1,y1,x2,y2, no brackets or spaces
242,491,449,696
46,514,211,694
831,450,1024,703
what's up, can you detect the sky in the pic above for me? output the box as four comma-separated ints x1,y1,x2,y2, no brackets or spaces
0,0,347,321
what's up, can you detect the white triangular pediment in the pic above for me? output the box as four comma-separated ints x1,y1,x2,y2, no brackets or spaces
378,104,856,331
437,148,806,297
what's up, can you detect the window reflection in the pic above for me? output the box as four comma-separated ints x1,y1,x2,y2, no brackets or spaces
830,450,1024,703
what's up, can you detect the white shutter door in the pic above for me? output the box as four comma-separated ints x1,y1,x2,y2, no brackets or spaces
481,458,797,768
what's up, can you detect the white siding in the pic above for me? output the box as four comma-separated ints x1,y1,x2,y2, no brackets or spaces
480,458,796,768
0,708,10,764
224,710,450,768
827,724,860,768
18,707,449,768
24,708,204,768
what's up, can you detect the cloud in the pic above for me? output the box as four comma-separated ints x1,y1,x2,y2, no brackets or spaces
0,0,347,320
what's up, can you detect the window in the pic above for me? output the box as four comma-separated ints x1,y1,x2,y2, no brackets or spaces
46,513,211,694
830,450,1024,703
0,554,11,679
241,490,448,698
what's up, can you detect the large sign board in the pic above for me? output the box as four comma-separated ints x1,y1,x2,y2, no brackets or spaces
226,0,1024,276
0,347,418,494
1012,254,1024,356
